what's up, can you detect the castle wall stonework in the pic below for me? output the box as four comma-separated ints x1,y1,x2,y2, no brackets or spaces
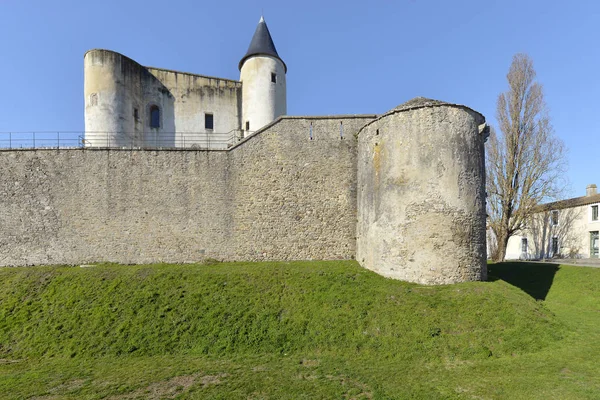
0,149,230,266
0,99,488,285
0,116,374,267
228,116,372,260
356,100,488,284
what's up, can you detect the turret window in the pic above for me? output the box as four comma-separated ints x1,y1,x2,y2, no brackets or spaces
271,73,277,83
150,105,160,128
205,113,214,130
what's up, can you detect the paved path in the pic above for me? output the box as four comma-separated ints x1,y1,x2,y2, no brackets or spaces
531,259,600,268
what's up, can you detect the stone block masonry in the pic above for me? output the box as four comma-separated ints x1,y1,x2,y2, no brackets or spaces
0,116,374,267
0,98,489,285
357,99,488,284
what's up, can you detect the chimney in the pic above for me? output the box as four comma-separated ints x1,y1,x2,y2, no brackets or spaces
586,184,597,197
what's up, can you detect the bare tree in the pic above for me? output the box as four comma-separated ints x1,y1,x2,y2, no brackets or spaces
486,53,567,262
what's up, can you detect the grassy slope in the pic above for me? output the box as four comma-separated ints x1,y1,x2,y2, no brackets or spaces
0,261,598,399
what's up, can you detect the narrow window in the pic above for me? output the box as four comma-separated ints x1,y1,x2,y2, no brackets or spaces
551,210,559,226
592,205,598,221
246,121,250,131
271,73,277,83
521,237,528,253
552,237,559,256
205,113,214,130
591,231,599,258
150,105,160,128
134,108,139,121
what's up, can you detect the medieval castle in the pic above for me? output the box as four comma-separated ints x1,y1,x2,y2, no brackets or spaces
0,17,489,285
84,16,286,149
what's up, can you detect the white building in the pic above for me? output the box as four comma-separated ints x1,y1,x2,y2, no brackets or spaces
504,184,600,260
83,17,286,149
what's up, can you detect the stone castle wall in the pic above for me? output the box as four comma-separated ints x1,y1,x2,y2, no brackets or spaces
228,116,372,260
356,100,488,284
0,98,489,285
0,116,374,267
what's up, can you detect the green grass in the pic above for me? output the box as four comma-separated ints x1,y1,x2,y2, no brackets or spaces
0,260,598,399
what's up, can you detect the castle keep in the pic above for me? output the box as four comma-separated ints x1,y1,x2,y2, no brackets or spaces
84,16,286,149
0,18,488,285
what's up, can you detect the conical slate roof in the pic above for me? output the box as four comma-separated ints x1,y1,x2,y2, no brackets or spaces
239,16,287,72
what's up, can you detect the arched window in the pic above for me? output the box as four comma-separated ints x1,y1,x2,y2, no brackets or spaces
150,105,160,128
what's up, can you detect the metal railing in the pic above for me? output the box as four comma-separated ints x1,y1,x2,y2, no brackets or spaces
0,130,245,150
0,132,84,149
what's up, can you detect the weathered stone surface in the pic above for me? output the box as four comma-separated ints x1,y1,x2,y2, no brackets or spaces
356,103,487,284
0,98,488,285
84,49,244,149
392,97,450,111
0,116,374,267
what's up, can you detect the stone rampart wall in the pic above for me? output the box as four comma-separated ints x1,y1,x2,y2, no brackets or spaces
229,116,373,260
356,102,487,284
0,116,374,266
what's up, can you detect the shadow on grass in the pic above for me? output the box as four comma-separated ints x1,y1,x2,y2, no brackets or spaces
488,262,560,300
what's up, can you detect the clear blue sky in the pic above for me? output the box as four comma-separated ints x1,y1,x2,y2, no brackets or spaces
0,0,598,198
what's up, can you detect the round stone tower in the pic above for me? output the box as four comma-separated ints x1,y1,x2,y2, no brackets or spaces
84,49,147,147
356,98,488,285
239,16,287,137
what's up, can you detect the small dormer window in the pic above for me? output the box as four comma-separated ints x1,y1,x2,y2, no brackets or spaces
150,105,160,128
205,113,214,130
271,73,277,83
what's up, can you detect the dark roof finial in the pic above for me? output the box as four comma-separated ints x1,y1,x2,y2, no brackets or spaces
239,16,287,72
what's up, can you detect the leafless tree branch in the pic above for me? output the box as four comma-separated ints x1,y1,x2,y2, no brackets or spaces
486,53,568,261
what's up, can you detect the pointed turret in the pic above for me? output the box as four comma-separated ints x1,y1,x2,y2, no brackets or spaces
239,16,287,72
239,16,287,137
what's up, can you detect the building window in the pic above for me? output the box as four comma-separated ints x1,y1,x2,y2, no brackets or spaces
150,105,160,128
552,237,559,256
521,237,528,253
592,205,598,222
205,113,214,130
551,210,559,226
246,121,250,131
134,108,139,121
271,73,277,83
